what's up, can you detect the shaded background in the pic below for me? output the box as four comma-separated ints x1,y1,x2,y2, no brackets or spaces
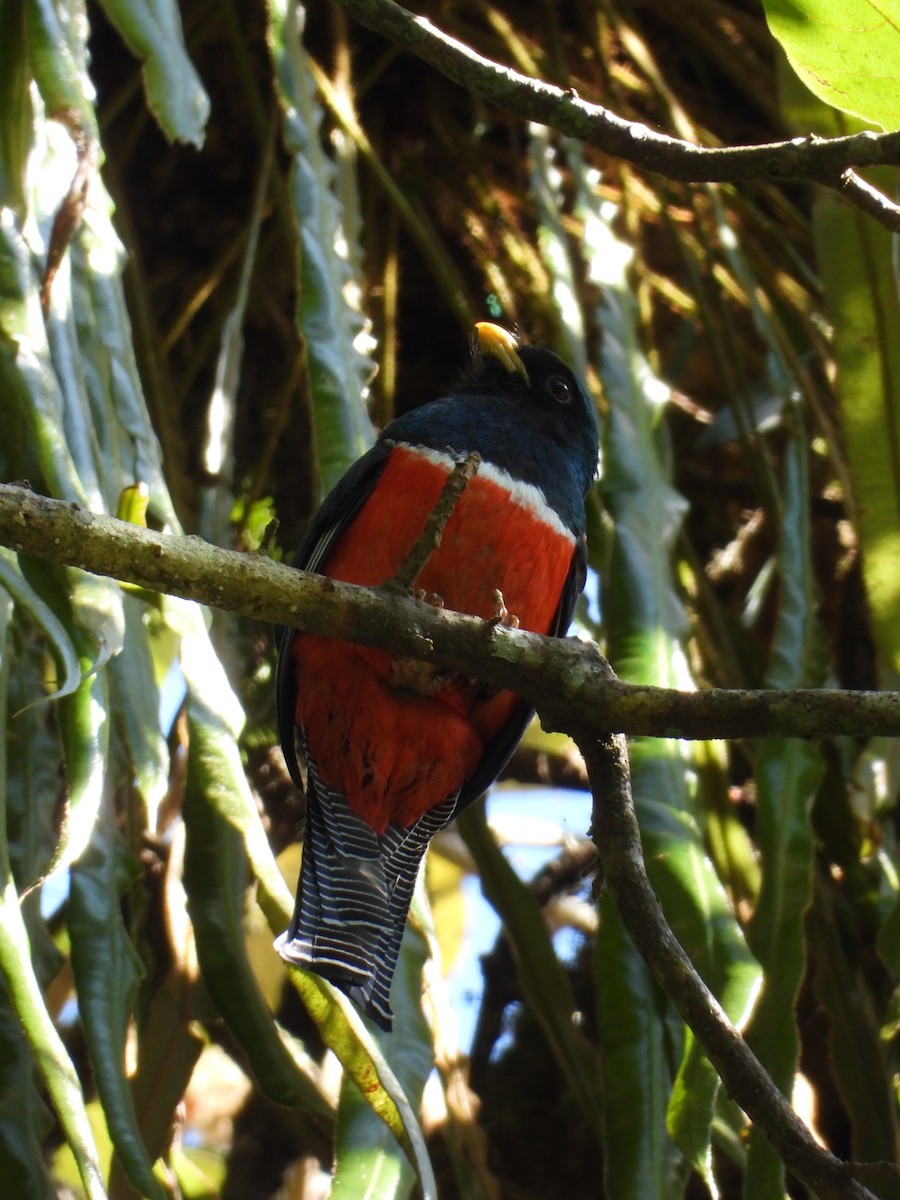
2,1,900,1198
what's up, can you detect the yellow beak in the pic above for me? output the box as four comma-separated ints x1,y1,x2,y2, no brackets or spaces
475,322,529,383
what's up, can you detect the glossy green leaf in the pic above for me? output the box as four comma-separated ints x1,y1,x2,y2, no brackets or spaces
332,897,435,1200
69,811,166,1200
529,127,590,380
766,419,831,693
0,548,81,703
70,224,182,533
269,0,374,492
744,427,827,1198
113,969,204,1186
763,0,900,129
182,719,331,1114
93,0,209,146
24,0,96,130
53,643,110,879
284,960,438,1192
4,625,66,898
814,187,900,675
0,963,55,1198
164,592,290,918
641,802,760,1179
596,894,682,1197
0,831,105,1200
0,601,65,1198
743,739,821,1199
0,196,89,503
0,0,31,214
1,106,127,674
108,595,168,831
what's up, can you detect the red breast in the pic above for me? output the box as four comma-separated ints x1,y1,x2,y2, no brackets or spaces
292,444,576,833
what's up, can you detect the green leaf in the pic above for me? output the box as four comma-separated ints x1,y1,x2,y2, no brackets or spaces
0,548,81,703
167,595,294,928
24,0,96,130
93,0,209,146
0,198,91,503
113,970,204,1186
69,811,166,1200
54,642,110,879
0,821,105,1199
766,419,831,692
763,0,900,130
332,896,435,1200
69,222,182,533
596,894,681,1198
529,127,590,379
270,0,374,492
283,961,438,1196
0,975,56,1200
743,739,821,1199
0,0,32,214
108,595,168,831
0,595,102,1198
814,186,900,675
4,625,66,896
744,424,827,1197
198,123,275,548
182,722,331,1114
640,802,760,1181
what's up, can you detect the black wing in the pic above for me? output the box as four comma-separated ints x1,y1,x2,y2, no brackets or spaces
275,441,394,787
455,534,588,811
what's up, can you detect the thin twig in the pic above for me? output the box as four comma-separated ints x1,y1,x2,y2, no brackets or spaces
385,451,481,592
582,732,886,1200
830,168,900,227
332,0,900,230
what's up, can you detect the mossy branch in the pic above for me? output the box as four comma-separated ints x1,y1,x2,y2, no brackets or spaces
1,484,897,740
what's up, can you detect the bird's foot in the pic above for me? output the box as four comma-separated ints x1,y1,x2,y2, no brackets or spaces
414,588,445,611
487,589,520,629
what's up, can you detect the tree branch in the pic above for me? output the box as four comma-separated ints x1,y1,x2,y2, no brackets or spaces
584,734,884,1200
331,0,900,230
1,484,899,739
386,450,481,592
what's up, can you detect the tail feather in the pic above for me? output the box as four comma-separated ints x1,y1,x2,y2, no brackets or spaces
346,795,458,1027
277,741,459,1029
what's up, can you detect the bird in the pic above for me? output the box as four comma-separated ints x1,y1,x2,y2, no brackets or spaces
275,322,599,1030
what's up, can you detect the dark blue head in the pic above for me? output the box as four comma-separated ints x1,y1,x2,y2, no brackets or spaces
384,325,599,536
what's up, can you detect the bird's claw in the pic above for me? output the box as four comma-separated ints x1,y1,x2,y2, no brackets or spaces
414,588,445,610
487,589,520,629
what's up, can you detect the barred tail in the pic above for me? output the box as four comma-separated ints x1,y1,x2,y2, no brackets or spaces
276,750,458,1030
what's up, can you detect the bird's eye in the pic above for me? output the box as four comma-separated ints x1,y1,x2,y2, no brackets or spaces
546,375,572,404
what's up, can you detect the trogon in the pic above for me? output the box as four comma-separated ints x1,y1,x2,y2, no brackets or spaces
275,322,599,1029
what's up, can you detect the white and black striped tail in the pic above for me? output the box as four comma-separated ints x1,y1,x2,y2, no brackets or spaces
276,744,458,1030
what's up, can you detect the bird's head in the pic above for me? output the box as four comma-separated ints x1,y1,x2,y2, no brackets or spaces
471,321,600,490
